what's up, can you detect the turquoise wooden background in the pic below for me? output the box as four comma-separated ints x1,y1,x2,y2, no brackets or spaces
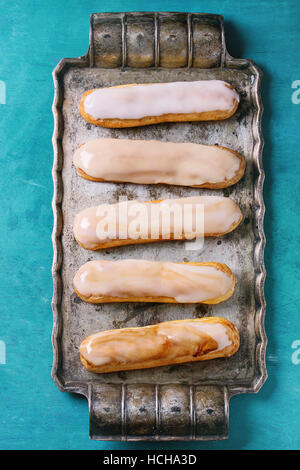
0,0,300,450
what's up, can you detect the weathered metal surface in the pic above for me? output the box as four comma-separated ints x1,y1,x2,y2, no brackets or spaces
51,12,266,441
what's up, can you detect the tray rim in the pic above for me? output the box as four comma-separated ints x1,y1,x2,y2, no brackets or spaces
51,11,267,403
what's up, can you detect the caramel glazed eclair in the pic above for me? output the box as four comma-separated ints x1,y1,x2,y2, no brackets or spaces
80,317,240,373
74,196,243,250
73,138,245,189
73,259,236,304
80,80,240,127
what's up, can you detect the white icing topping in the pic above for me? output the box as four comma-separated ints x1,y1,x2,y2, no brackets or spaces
83,80,239,120
73,138,242,187
73,196,242,249
73,259,234,303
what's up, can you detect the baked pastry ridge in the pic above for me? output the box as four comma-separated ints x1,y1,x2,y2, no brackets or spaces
73,138,245,188
73,259,236,304
73,196,243,250
80,80,239,127
80,317,240,373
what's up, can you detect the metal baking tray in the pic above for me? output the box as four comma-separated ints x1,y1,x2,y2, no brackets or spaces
51,12,266,441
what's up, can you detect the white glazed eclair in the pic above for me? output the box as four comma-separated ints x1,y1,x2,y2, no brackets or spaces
79,317,240,373
80,80,239,127
73,196,243,250
73,138,245,188
73,259,236,304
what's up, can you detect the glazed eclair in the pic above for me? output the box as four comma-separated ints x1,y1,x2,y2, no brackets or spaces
80,317,240,373
73,196,243,250
80,80,239,127
73,138,245,188
73,259,236,304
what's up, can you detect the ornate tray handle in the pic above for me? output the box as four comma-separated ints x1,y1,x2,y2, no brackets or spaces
89,383,228,441
89,12,224,69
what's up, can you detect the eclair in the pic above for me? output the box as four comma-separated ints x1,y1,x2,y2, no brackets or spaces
79,317,240,373
73,138,245,188
73,259,236,304
80,80,239,127
73,196,243,250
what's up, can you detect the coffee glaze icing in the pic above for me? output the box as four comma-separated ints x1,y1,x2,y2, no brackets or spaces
82,80,239,121
79,317,240,372
73,260,235,304
73,138,244,188
73,196,243,250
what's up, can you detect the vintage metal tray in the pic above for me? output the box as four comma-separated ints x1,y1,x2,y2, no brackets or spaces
51,12,266,441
